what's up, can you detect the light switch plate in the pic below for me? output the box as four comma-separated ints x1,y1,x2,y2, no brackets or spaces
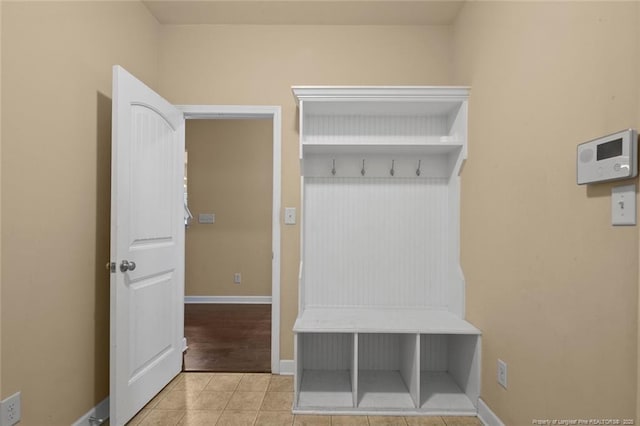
612,184,636,226
497,359,507,389
198,213,215,224
284,207,296,225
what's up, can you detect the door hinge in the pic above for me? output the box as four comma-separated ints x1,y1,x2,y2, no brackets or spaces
106,262,116,273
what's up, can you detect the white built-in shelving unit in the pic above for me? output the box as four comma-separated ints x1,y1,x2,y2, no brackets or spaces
292,87,480,416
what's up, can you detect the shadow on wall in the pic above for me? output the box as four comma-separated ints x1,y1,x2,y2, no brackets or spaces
95,92,112,404
585,179,639,199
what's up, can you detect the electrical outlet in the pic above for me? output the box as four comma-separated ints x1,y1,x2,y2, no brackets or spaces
1,391,21,426
284,207,296,225
234,273,241,284
497,359,507,389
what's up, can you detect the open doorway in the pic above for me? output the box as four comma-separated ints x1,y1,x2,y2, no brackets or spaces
183,118,273,372
181,106,280,373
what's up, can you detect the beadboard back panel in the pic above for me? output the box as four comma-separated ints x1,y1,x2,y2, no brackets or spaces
301,333,353,370
302,114,451,145
358,334,401,370
303,177,449,309
420,334,448,372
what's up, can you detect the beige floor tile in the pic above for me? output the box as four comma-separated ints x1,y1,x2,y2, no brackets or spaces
145,381,180,409
255,411,295,425
238,373,272,392
404,417,446,426
191,391,235,410
330,415,369,425
268,376,294,392
207,375,243,391
126,408,152,425
155,389,202,410
169,373,186,385
172,373,215,392
216,410,258,426
226,391,267,411
294,415,332,425
261,392,294,411
368,416,407,426
177,410,223,426
137,409,186,426
441,417,482,426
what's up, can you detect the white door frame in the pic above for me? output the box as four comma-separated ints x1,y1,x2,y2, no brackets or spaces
177,104,282,374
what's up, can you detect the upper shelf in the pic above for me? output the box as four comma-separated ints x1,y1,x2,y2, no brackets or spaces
303,142,463,155
293,86,470,117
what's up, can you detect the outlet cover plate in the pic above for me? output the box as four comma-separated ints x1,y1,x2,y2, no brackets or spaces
1,391,21,426
284,207,296,225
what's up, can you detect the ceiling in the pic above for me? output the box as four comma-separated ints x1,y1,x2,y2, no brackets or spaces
142,0,466,26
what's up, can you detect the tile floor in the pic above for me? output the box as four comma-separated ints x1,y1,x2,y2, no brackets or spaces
126,372,483,426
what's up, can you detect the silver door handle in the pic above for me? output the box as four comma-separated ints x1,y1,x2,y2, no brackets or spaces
120,260,136,272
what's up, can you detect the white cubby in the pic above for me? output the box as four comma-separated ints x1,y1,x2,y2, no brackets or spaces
357,333,418,409
292,86,480,416
296,333,355,409
420,334,480,413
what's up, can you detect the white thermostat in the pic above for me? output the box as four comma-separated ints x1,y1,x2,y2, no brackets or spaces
577,129,637,185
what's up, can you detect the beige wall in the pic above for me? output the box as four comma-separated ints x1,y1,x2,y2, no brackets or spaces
158,24,454,360
0,0,3,400
637,3,640,420
1,1,640,424
0,0,3,399
453,2,639,423
185,119,273,297
1,2,160,424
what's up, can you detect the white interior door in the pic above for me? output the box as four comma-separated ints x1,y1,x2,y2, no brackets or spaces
110,65,185,426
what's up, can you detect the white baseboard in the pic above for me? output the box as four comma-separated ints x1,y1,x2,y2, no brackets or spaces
279,360,295,375
72,396,109,426
184,296,272,304
478,398,505,426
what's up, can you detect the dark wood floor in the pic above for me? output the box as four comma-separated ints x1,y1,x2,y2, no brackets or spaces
183,304,271,373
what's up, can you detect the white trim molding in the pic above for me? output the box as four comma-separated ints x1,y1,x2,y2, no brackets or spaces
72,397,109,426
177,104,282,375
279,360,295,375
478,398,505,426
291,86,471,104
184,296,272,304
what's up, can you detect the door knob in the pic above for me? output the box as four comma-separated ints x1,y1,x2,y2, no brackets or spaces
120,260,137,272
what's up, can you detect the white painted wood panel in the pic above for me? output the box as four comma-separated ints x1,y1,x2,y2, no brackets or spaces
294,334,303,402
302,152,456,178
400,334,420,407
303,114,449,145
298,370,353,408
448,334,481,407
420,371,475,412
420,335,448,372
351,333,359,407
304,177,449,309
301,333,353,370
129,273,175,380
358,334,400,370
293,308,481,334
129,106,177,246
358,371,414,409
